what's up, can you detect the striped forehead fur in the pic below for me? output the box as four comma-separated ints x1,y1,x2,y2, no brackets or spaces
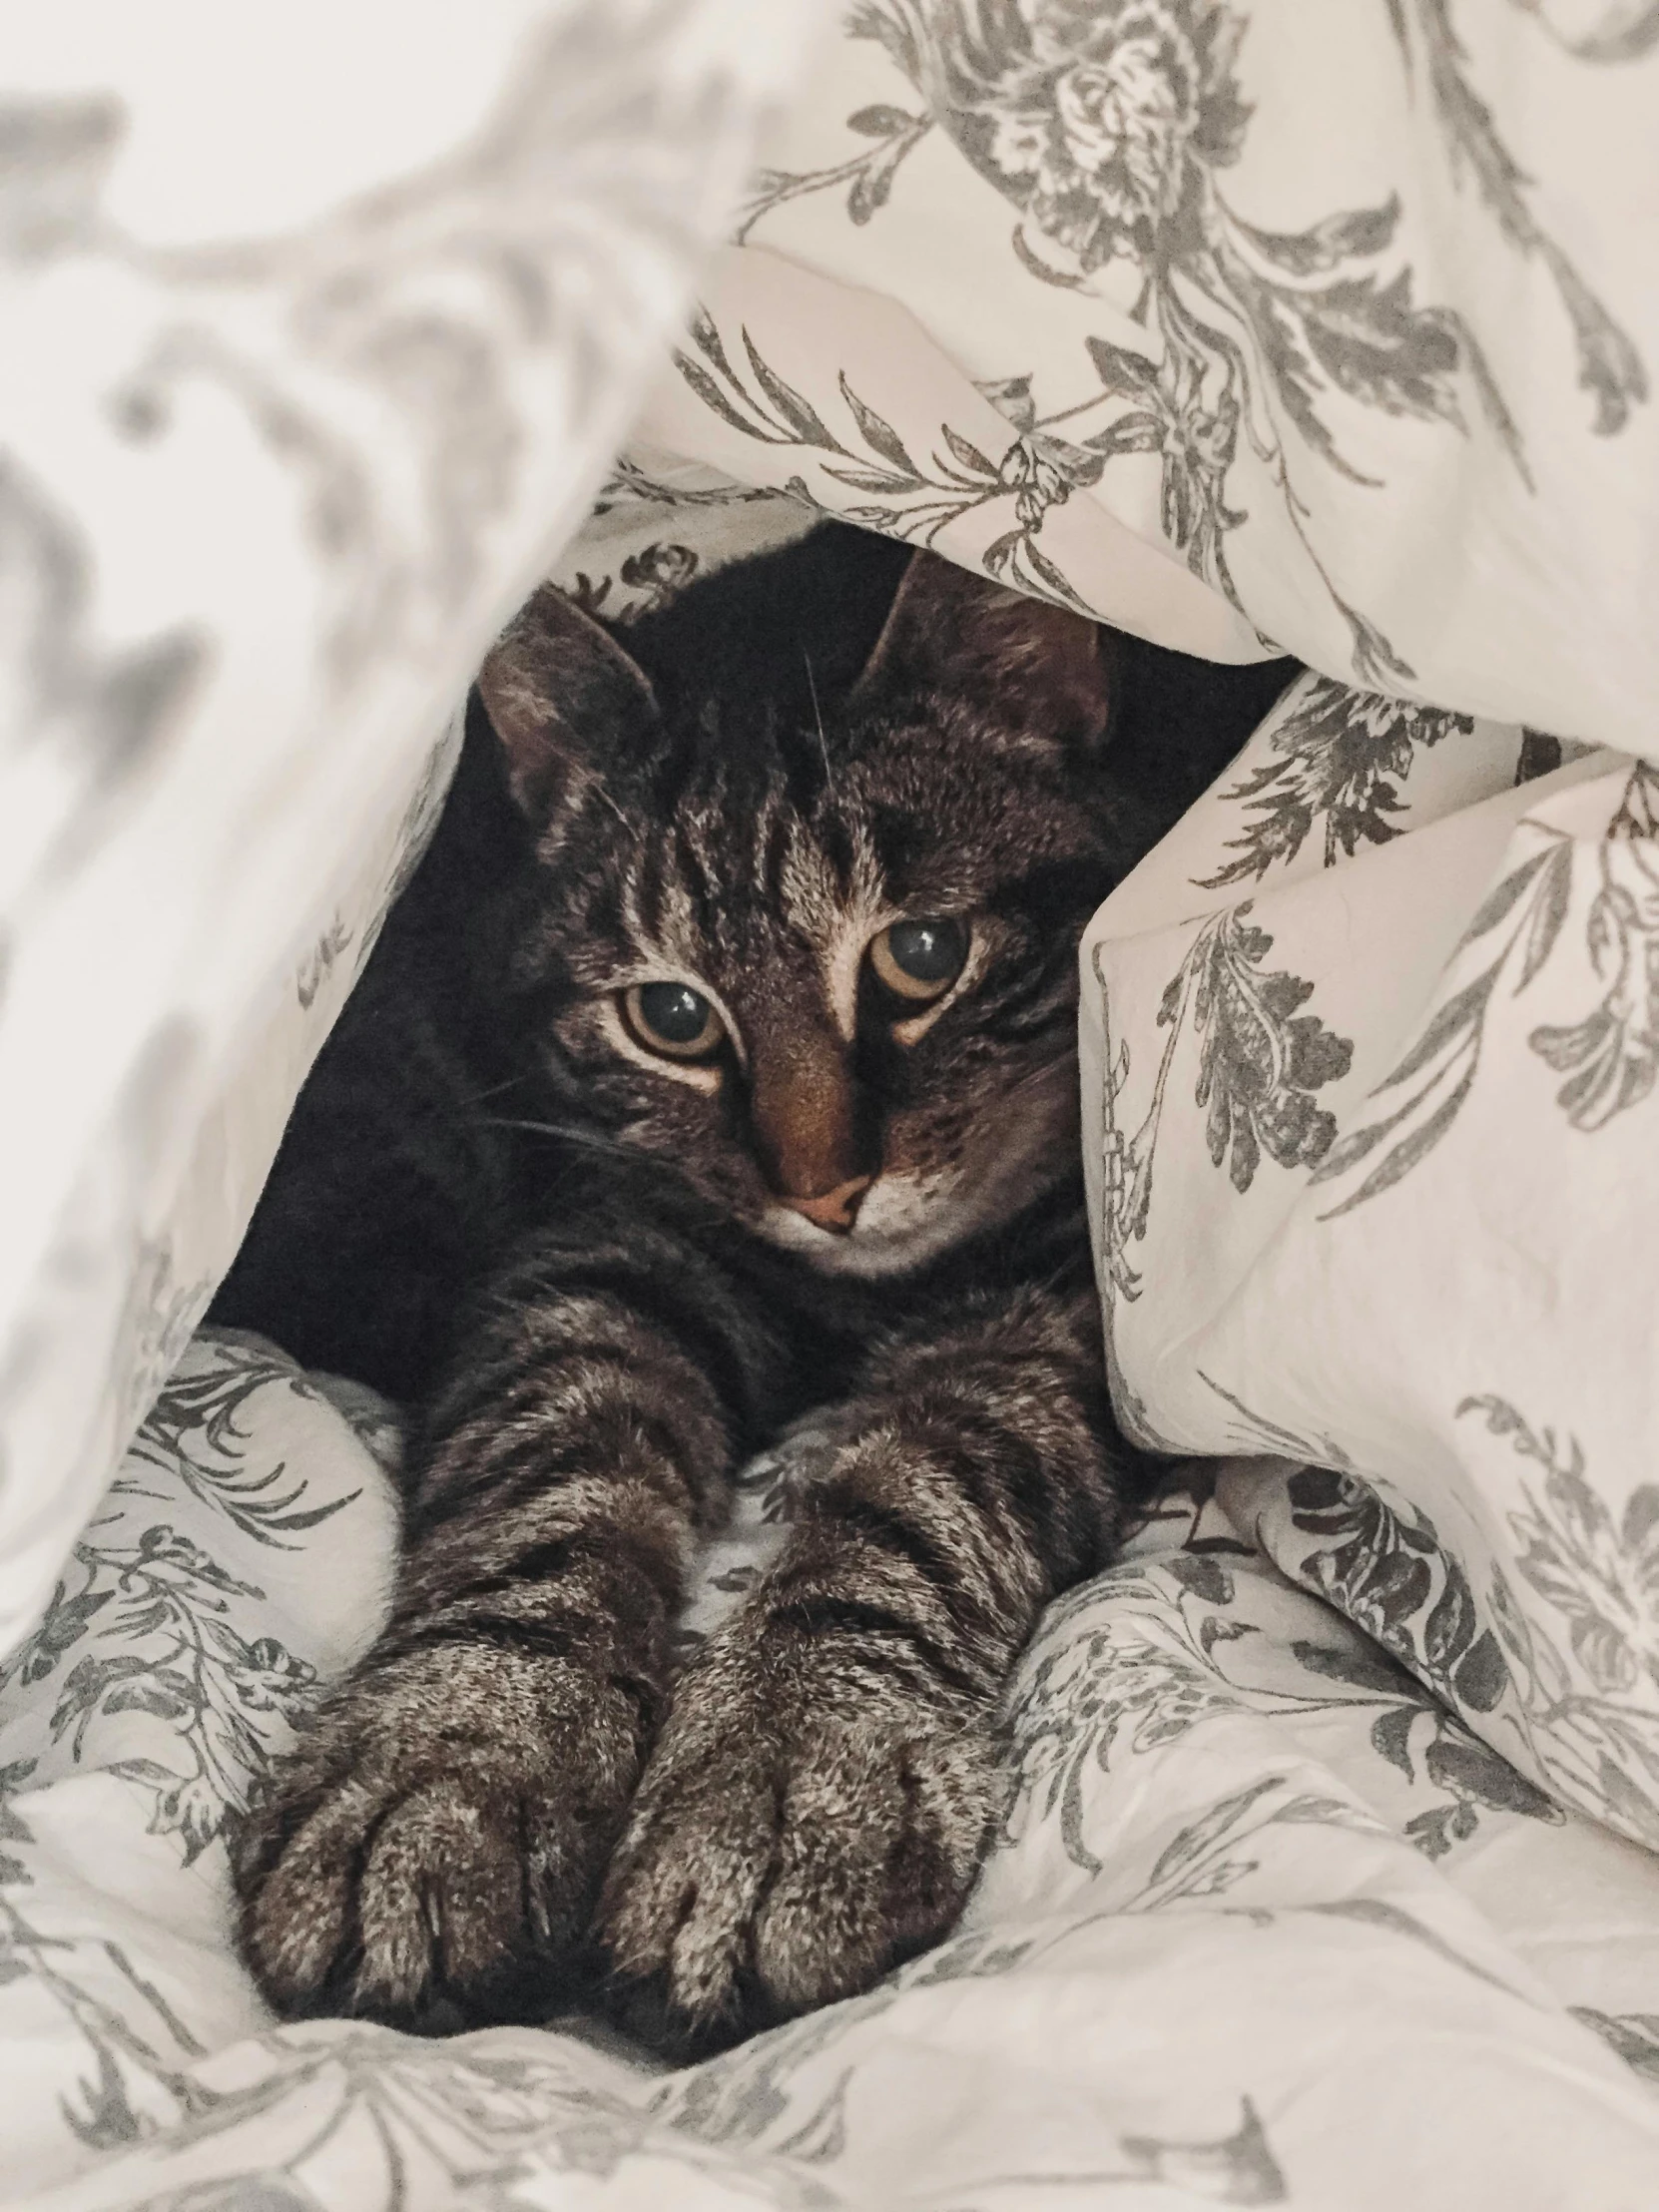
612,766,887,994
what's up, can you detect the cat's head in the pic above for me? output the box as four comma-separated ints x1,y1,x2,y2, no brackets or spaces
478,543,1125,1277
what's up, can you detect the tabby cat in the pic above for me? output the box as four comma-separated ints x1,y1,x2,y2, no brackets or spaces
214,523,1291,2051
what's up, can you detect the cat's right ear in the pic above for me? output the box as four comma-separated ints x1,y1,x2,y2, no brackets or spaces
476,584,659,824
848,550,1114,761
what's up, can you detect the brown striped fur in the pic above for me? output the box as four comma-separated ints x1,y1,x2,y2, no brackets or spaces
219,526,1293,2048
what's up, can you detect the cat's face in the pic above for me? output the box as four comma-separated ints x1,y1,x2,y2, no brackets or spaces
479,546,1123,1278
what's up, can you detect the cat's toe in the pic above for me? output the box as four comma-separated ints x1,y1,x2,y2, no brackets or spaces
753,1724,996,2012
232,1753,382,2017
351,1772,596,2022
233,1737,612,2027
597,1756,775,2047
597,1715,1001,2051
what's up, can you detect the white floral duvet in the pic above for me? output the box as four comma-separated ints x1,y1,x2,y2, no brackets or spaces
5,1335,1659,2212
7,1,1659,2204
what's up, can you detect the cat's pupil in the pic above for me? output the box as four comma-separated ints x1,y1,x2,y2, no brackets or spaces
638,983,712,1043
886,918,964,984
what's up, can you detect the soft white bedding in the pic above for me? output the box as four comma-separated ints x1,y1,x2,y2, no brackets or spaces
0,0,810,1667
6,1332,1659,2212
6,5,1659,2205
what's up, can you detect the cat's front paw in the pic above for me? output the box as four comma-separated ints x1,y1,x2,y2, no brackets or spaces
596,1636,1002,2053
231,1643,646,2027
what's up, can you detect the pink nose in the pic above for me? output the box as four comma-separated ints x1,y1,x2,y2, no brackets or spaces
783,1176,871,1234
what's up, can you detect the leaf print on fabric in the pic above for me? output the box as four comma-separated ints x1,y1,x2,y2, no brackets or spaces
876,0,1527,679
648,1997,877,2179
99,1997,1283,2212
1197,1371,1354,1468
738,73,933,242
115,1239,217,1451
1396,0,1648,434
121,1337,358,1549
973,365,1154,569
1529,763,1659,1127
1485,1402,1659,1697
1573,2009,1659,2084
1457,1396,1659,1847
1286,1465,1511,1716
1523,0,1659,62
0,454,203,787
294,914,352,1011
1198,676,1475,887
593,456,802,514
1290,1636,1555,1855
1002,1493,1549,1878
1165,2113,1291,2212
1130,1777,1385,1912
1170,903,1354,1193
1197,1392,1558,1851
1275,1406,1659,1850
568,542,702,624
972,2098,1290,2204
0,455,203,918
0,1794,213,2152
0,1343,367,1857
1004,1585,1254,1874
37,2021,846,2212
1078,323,1253,614
0,1526,316,1862
1311,823,1575,1215
1092,913,1351,1307
673,311,1094,606
772,0,952,227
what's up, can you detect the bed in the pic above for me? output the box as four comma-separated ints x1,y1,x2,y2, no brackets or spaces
4,4,1659,2205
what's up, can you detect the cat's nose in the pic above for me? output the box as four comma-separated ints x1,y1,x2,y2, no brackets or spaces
783,1176,872,1234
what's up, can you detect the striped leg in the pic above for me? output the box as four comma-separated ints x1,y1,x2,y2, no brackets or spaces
231,1221,777,2027
598,1282,1131,2051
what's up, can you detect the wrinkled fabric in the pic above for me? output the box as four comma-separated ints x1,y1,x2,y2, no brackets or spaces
5,1335,1659,2211
0,0,818,1663
6,5,1659,2205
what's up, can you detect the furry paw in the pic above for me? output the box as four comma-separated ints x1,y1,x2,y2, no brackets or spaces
596,1634,1002,2053
231,1642,645,2027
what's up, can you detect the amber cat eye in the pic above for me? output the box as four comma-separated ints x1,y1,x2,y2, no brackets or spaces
622,981,726,1061
868,916,969,1005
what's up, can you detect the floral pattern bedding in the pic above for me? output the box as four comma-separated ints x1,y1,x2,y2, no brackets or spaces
629,0,1658,742
7,1334,1659,2212
7,2,1659,2205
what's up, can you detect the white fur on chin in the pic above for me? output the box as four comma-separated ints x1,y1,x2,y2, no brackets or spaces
756,1165,1022,1279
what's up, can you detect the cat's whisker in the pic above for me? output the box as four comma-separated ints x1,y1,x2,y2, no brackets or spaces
588,780,634,834
454,1077,531,1114
474,1114,636,1162
803,651,834,797
993,1050,1076,1108
476,1116,740,1229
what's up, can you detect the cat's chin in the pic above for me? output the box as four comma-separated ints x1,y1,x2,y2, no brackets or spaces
754,1182,996,1280
757,1211,966,1278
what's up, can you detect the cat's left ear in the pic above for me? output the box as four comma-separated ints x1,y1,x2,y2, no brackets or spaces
477,583,659,824
849,551,1114,760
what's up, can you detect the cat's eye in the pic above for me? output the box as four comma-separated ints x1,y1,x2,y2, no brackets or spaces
868,916,969,1005
622,981,726,1062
